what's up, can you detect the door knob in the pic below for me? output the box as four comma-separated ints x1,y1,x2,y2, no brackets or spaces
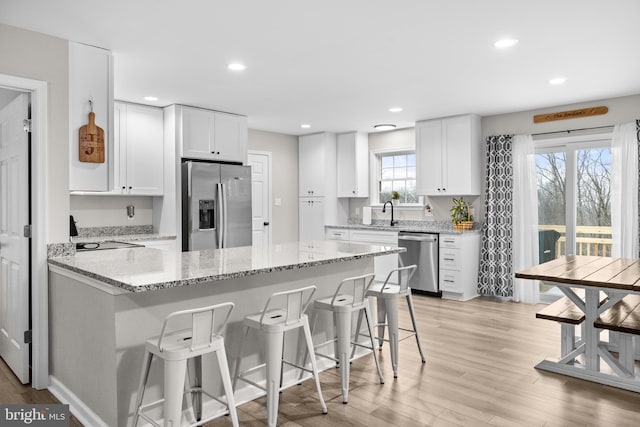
263,221,270,226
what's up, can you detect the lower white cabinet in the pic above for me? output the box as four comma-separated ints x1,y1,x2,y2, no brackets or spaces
439,233,480,301
300,198,326,241
138,239,176,251
325,227,399,283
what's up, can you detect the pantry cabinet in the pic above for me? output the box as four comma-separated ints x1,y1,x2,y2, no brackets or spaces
298,132,347,240
337,132,369,197
179,105,247,164
112,102,164,195
300,198,326,241
416,114,481,196
299,133,330,197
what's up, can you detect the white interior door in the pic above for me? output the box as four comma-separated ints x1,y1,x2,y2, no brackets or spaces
248,152,271,247
0,93,30,383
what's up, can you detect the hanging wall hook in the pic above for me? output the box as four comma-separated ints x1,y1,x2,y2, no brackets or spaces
89,97,94,113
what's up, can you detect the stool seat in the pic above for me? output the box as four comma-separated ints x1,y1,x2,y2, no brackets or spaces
367,281,408,297
133,303,239,427
314,294,360,312
244,308,306,331
144,330,225,361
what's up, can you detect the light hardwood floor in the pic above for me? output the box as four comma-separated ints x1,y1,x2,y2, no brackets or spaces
2,295,639,426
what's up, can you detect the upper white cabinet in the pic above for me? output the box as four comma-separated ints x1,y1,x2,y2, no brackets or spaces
68,41,113,191
416,114,481,196
299,133,329,197
337,132,369,198
179,105,247,164
112,102,164,196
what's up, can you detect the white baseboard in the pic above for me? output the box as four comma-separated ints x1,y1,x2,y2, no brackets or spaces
48,376,109,427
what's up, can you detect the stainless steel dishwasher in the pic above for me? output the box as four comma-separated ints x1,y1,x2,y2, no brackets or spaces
398,232,440,295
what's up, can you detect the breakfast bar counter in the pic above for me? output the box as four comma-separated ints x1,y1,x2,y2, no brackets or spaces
47,241,404,426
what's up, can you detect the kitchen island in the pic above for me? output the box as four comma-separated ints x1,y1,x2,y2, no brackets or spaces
47,240,404,427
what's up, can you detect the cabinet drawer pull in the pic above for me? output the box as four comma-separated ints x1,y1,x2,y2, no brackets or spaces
444,257,455,261
444,279,455,283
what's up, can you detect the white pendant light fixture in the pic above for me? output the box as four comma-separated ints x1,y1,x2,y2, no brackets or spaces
374,124,396,131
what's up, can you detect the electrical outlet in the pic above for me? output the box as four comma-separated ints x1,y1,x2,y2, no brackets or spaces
424,204,433,217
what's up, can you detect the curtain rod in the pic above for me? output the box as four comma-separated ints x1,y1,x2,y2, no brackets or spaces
532,124,614,137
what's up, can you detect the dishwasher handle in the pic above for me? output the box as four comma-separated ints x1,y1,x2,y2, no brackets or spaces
399,234,438,242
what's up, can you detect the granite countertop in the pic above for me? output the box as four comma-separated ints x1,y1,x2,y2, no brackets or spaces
326,223,482,235
48,240,405,293
73,233,177,244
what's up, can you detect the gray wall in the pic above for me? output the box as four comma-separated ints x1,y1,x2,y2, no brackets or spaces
0,23,69,243
482,94,640,137
248,129,299,243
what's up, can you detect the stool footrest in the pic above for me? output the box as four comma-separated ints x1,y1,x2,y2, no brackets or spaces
138,389,233,427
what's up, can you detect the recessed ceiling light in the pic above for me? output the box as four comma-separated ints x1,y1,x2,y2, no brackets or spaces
388,107,403,113
374,124,396,131
494,39,519,49
549,77,567,85
301,124,311,129
228,63,247,71
144,96,158,101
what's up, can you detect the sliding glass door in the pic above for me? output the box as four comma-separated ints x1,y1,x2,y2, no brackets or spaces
536,136,611,300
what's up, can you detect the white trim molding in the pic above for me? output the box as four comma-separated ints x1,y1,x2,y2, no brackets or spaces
0,73,49,389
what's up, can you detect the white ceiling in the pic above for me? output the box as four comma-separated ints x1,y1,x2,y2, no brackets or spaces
2,0,639,135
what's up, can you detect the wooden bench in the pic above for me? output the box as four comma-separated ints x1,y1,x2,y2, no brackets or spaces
536,296,585,358
536,290,608,359
594,294,640,374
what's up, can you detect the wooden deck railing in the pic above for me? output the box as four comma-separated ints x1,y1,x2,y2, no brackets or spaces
538,225,613,257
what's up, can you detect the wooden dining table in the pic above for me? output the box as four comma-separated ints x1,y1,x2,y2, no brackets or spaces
515,255,640,393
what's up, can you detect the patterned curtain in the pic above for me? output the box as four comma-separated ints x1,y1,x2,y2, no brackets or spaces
478,135,514,297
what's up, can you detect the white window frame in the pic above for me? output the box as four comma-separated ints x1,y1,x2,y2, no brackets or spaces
369,147,424,208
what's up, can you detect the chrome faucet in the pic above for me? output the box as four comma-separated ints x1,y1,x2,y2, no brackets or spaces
382,201,398,226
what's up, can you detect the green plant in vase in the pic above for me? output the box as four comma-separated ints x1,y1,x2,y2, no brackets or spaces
450,197,473,230
391,191,400,203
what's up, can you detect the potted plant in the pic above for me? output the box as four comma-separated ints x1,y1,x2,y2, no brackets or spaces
391,191,400,204
450,197,474,230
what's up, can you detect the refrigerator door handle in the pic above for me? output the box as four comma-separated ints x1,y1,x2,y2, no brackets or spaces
221,182,229,248
216,182,224,248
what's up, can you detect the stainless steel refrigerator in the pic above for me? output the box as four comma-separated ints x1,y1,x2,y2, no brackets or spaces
182,160,252,251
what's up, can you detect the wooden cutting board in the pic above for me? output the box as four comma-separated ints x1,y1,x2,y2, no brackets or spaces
79,111,105,163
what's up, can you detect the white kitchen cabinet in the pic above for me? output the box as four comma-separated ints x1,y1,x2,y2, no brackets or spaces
298,132,347,241
439,232,480,301
300,198,325,241
325,227,399,284
112,102,164,195
299,133,329,197
179,105,247,163
138,238,176,251
68,41,113,191
416,114,481,196
337,132,369,198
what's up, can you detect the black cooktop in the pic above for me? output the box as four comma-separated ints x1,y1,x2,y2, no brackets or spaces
75,241,144,252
